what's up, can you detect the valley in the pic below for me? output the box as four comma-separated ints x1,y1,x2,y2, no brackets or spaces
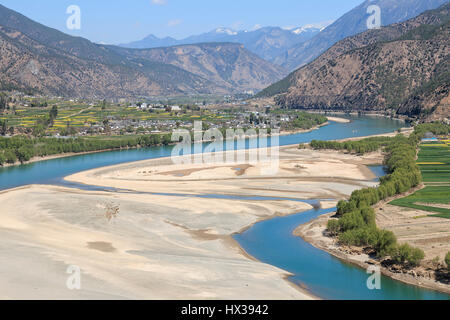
0,0,449,303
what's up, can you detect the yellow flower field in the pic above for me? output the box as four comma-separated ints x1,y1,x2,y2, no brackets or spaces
417,162,445,165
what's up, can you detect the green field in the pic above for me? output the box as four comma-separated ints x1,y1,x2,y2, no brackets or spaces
417,141,450,184
390,186,450,217
390,140,450,218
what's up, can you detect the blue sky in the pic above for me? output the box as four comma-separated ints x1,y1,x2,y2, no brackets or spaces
0,0,364,44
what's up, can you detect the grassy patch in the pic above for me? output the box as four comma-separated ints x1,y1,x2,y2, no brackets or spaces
390,186,450,217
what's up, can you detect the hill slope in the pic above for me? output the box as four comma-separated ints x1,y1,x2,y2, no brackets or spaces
267,4,450,120
0,4,285,97
274,0,449,71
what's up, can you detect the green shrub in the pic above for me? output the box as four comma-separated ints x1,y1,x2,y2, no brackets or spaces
391,243,412,264
373,229,397,257
339,227,378,247
327,219,340,236
338,210,367,232
16,146,34,163
409,247,425,267
4,149,17,164
390,243,425,266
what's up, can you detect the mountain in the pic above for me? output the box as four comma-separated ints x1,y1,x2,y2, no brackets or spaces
263,4,450,121
110,43,287,93
0,4,285,98
125,34,179,49
274,0,450,71
121,25,326,62
0,24,211,98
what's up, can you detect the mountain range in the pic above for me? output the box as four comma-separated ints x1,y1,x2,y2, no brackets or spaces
0,4,286,98
274,0,450,70
121,0,448,72
121,25,327,63
262,3,450,121
0,0,448,108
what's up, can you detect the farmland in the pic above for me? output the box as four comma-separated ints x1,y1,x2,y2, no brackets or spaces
0,103,234,132
390,140,450,218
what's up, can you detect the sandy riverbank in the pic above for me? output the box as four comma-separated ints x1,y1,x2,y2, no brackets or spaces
65,145,382,198
0,184,314,300
0,142,383,299
326,116,350,123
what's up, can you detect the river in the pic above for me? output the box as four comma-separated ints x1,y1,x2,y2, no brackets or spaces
1,115,448,299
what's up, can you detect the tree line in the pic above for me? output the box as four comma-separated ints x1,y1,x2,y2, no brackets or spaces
325,122,449,267
0,134,173,166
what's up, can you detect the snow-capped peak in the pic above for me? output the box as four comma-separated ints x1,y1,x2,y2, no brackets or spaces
291,21,334,34
291,25,319,34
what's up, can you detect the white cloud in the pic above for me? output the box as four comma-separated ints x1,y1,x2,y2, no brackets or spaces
151,0,167,5
167,19,182,27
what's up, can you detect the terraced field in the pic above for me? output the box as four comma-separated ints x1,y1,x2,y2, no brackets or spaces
390,140,450,218
0,104,233,131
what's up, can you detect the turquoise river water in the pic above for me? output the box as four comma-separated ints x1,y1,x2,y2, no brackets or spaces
0,115,448,299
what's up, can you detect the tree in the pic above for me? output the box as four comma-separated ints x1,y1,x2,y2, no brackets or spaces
0,153,6,166
409,247,425,267
373,230,397,257
392,243,412,264
0,94,6,112
0,120,7,135
391,243,424,266
49,105,58,126
16,146,34,163
4,149,17,164
327,219,340,236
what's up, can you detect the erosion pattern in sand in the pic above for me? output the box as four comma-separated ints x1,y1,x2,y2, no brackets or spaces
0,146,382,299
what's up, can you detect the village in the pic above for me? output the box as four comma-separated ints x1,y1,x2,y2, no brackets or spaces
0,92,326,138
